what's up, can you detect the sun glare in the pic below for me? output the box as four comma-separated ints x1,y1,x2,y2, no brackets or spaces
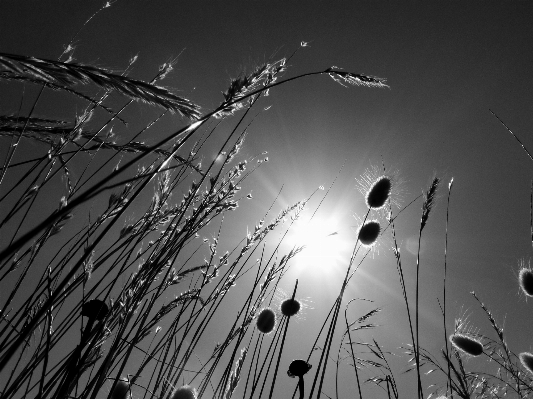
289,217,351,262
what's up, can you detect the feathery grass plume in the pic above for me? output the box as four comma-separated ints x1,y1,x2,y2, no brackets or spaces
170,385,197,399
357,220,381,247
0,76,127,121
217,58,287,117
224,347,247,399
519,267,533,297
256,307,276,334
421,176,440,231
326,68,389,89
110,379,131,399
519,352,533,375
281,298,301,317
0,52,201,119
449,333,484,356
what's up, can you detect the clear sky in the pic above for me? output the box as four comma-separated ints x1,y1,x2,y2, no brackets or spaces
1,1,533,398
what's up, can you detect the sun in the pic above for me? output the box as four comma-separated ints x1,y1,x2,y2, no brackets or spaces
288,217,351,261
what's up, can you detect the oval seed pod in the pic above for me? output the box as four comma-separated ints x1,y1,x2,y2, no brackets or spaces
358,221,380,247
520,352,533,375
365,176,392,210
110,379,130,399
170,385,197,399
449,334,483,356
519,268,533,297
256,308,276,334
281,298,301,317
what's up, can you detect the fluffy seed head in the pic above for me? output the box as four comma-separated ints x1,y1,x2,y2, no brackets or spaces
110,379,130,399
519,352,533,375
281,298,301,317
449,334,483,356
81,299,109,321
170,385,197,399
358,221,380,247
519,268,533,297
256,308,276,334
365,176,391,209
287,359,312,378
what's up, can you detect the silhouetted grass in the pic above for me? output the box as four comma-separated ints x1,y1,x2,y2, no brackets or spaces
2,6,533,399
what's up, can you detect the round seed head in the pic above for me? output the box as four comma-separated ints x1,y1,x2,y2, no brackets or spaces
358,221,380,247
449,334,483,356
519,352,533,375
81,299,109,321
281,298,301,317
256,308,276,334
110,379,130,399
519,268,533,297
170,385,197,399
366,176,392,209
287,359,312,378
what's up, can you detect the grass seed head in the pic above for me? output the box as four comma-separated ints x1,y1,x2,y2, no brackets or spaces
365,176,392,210
256,308,276,334
519,352,533,375
449,333,483,356
358,220,380,247
356,166,403,213
287,359,312,378
170,385,197,399
519,267,533,297
421,176,440,231
110,379,130,399
281,298,301,317
81,299,109,321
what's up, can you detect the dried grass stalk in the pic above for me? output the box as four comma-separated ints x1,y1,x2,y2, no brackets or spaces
0,52,201,119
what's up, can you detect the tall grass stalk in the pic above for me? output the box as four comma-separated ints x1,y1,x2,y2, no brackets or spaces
414,176,440,399
441,177,453,397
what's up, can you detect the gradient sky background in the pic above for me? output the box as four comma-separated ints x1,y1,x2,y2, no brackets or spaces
1,1,533,398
